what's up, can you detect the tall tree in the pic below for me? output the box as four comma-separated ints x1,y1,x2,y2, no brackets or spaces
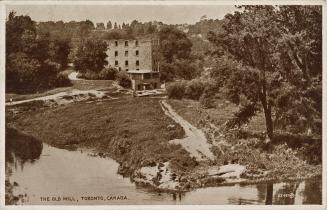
6,11,36,56
158,26,199,81
107,21,112,29
80,19,94,37
274,6,322,135
96,22,105,30
159,26,192,63
73,39,108,73
208,5,322,140
48,39,71,69
6,12,71,93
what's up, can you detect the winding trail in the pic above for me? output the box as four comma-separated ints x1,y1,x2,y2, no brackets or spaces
6,89,106,106
160,100,214,161
6,71,104,106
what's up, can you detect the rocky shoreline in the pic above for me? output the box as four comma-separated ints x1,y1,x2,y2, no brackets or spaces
117,158,321,192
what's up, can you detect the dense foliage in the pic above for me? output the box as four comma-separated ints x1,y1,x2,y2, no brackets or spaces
116,71,132,88
77,68,118,80
187,17,224,39
208,6,322,140
166,79,206,100
73,39,108,73
6,12,71,93
159,27,203,81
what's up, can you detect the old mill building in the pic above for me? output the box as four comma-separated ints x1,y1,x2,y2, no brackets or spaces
106,37,160,91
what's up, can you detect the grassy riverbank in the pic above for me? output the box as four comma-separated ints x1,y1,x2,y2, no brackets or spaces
6,97,205,184
5,93,321,192
168,99,322,182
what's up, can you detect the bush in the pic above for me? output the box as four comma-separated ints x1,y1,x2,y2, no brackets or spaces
200,83,219,108
184,79,205,100
116,71,131,88
77,68,117,80
78,71,99,80
99,68,117,80
226,103,258,129
166,81,187,99
54,74,72,87
200,93,215,108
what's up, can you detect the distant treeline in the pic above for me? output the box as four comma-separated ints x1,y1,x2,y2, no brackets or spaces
37,19,161,41
187,18,224,38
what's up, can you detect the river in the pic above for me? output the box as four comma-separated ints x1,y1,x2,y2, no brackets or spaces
6,140,321,205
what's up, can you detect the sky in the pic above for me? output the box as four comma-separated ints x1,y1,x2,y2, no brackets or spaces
6,4,238,25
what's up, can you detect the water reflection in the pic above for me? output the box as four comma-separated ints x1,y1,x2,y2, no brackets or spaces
302,179,322,204
5,129,322,205
5,127,43,205
6,127,43,164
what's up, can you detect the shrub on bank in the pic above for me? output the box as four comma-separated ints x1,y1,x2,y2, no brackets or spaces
99,68,118,80
184,79,205,100
78,71,98,80
78,68,118,80
167,79,218,106
116,71,132,88
199,83,219,108
54,74,72,87
166,81,187,99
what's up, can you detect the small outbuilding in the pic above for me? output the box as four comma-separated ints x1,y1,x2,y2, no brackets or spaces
127,70,160,91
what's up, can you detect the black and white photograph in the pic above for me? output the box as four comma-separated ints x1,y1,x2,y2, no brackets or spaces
1,0,325,208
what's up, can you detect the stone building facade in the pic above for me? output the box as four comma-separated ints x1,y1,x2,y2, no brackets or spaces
105,38,161,91
106,38,160,72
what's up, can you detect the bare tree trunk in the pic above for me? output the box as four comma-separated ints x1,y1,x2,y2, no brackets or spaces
259,82,274,142
263,102,274,141
265,183,274,205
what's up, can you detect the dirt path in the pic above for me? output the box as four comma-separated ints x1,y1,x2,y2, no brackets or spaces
6,89,107,106
160,100,214,161
68,71,82,81
6,72,106,106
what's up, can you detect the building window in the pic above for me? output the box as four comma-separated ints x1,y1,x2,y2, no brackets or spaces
125,69,129,71
136,60,139,66
135,40,139,46
125,41,128,46
136,68,139,71
115,60,118,66
125,60,128,66
125,51,128,56
115,41,118,46
115,51,118,56
136,50,139,56
144,73,151,79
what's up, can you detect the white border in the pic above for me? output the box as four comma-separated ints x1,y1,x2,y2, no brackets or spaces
0,0,5,209
0,1,326,210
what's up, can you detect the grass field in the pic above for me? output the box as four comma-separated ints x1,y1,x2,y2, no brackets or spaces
6,97,202,177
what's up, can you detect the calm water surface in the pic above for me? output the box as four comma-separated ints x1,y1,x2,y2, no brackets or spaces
6,142,322,205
